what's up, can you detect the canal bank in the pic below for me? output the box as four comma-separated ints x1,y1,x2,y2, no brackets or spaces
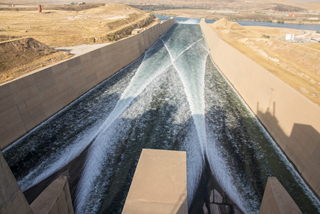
200,18,320,202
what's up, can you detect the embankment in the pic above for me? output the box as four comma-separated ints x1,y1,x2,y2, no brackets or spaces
0,18,177,150
200,19,320,199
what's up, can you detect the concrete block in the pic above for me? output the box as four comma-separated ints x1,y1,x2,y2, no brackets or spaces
8,75,35,94
56,78,72,93
13,84,39,104
259,177,302,214
0,109,23,132
59,86,76,106
0,95,15,112
30,176,74,214
0,84,12,99
122,149,187,214
42,94,63,118
67,57,81,69
0,122,26,149
0,152,33,214
32,67,54,83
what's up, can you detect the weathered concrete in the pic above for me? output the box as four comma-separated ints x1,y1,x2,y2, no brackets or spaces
200,18,320,199
30,176,74,214
0,18,177,150
0,152,33,214
259,177,302,214
122,149,188,214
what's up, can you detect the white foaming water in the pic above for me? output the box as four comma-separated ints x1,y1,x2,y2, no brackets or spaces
161,36,209,155
178,18,200,24
76,25,211,212
76,40,174,213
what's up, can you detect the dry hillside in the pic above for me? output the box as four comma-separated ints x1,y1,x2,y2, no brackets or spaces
0,3,157,47
210,18,320,106
0,38,71,83
0,3,158,84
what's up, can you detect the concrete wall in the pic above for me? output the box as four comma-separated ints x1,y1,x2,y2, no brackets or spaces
0,152,33,214
0,18,177,150
200,19,320,198
122,149,188,214
30,176,74,214
259,177,302,214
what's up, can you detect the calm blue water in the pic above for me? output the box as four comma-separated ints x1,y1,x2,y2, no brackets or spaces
156,15,320,31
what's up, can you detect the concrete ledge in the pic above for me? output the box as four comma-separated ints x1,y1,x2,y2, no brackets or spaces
0,152,33,214
122,149,188,214
259,177,302,214
30,176,74,214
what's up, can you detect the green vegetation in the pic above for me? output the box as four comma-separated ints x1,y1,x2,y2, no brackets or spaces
317,31,320,34
277,20,284,24
263,34,270,38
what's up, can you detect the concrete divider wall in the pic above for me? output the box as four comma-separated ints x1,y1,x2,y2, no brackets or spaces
259,177,302,214
200,19,320,198
0,152,33,214
30,176,74,214
0,18,177,150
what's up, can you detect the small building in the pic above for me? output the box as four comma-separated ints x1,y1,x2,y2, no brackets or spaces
132,28,142,35
285,34,295,41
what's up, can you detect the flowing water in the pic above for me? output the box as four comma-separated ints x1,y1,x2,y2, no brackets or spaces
2,23,320,213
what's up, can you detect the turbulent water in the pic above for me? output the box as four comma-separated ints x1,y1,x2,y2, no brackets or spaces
3,24,320,214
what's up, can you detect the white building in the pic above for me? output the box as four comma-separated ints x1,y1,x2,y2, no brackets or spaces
285,34,295,41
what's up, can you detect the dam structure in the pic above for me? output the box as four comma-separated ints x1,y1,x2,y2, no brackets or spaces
1,21,320,213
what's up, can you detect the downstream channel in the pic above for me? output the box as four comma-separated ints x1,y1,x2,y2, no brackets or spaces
3,23,320,213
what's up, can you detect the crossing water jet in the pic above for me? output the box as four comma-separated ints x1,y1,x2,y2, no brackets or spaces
3,23,320,214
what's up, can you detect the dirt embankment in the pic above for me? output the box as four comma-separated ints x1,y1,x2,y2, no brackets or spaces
0,38,71,84
210,18,320,106
0,3,158,84
0,4,157,47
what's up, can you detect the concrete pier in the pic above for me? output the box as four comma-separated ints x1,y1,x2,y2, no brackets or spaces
259,177,302,214
122,149,188,214
0,152,33,214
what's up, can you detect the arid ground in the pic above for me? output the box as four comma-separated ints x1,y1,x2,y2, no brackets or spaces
210,18,320,106
0,3,158,84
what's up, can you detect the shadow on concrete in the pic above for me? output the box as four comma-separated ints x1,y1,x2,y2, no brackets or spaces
255,102,320,213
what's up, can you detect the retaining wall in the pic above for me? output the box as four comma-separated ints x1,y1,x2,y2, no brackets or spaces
0,152,33,214
200,19,320,198
0,18,177,150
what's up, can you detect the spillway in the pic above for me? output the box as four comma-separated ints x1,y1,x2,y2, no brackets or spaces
3,23,320,214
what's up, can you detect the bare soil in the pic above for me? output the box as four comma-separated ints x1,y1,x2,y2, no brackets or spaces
210,18,320,106
0,4,157,47
0,3,157,84
0,38,72,84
